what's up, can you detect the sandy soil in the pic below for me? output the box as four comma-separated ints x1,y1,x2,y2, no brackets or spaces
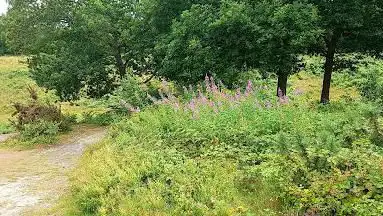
0,126,106,216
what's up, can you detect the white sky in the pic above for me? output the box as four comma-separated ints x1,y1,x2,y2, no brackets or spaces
0,0,7,15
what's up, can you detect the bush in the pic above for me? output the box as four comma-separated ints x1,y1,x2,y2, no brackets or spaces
108,75,150,113
354,61,383,105
11,87,73,145
19,119,59,145
255,140,383,215
0,123,14,134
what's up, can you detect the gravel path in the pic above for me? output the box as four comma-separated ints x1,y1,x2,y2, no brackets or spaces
0,126,106,216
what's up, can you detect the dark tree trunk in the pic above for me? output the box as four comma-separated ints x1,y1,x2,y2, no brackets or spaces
277,73,288,97
112,35,127,77
114,51,126,77
320,31,340,104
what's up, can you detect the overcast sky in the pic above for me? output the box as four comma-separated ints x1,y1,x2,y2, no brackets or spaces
0,0,7,15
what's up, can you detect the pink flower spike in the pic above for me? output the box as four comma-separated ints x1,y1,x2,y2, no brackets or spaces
235,88,241,100
205,74,211,93
245,80,253,96
210,76,219,93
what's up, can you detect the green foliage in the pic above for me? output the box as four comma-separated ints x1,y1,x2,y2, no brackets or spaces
309,0,383,54
72,144,278,215
158,0,320,86
0,15,9,55
19,119,59,145
78,112,119,126
6,0,323,99
10,86,74,146
157,4,219,84
354,62,383,105
256,142,383,215
7,0,139,100
66,79,383,215
109,75,150,113
0,123,14,135
302,55,324,75
307,0,383,102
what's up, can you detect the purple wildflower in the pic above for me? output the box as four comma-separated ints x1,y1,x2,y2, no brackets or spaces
245,80,253,96
210,76,219,94
235,88,241,101
205,74,211,93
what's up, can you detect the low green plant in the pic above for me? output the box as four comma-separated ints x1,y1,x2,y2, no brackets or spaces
79,112,120,126
9,87,74,146
0,122,14,134
19,119,59,145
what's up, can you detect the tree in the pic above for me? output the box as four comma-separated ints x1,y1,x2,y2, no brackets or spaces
158,0,320,96
243,0,320,96
156,4,220,84
6,0,145,100
5,0,211,100
0,15,9,55
308,0,383,103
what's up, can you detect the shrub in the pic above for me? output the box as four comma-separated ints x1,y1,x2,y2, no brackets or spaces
303,55,324,75
0,123,14,134
11,87,73,145
354,61,383,105
108,75,150,113
19,119,59,145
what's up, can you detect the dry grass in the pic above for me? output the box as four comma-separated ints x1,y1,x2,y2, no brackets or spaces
0,56,28,72
0,56,108,134
290,72,360,103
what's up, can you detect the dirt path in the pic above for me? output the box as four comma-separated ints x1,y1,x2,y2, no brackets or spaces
0,126,106,216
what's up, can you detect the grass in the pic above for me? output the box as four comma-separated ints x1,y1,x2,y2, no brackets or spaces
0,56,28,72
290,72,360,103
0,56,109,135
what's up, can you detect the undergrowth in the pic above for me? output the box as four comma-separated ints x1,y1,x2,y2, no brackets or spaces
67,77,383,215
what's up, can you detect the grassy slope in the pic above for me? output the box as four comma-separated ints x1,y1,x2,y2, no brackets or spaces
0,56,107,134
0,56,34,133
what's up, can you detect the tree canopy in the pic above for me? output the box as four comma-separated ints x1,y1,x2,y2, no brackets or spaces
157,0,320,94
4,0,383,102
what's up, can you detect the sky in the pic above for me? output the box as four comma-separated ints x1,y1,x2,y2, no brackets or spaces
0,0,7,15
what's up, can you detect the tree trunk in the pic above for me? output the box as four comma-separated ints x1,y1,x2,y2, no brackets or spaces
112,35,127,77
320,32,340,104
277,73,288,97
114,52,126,77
